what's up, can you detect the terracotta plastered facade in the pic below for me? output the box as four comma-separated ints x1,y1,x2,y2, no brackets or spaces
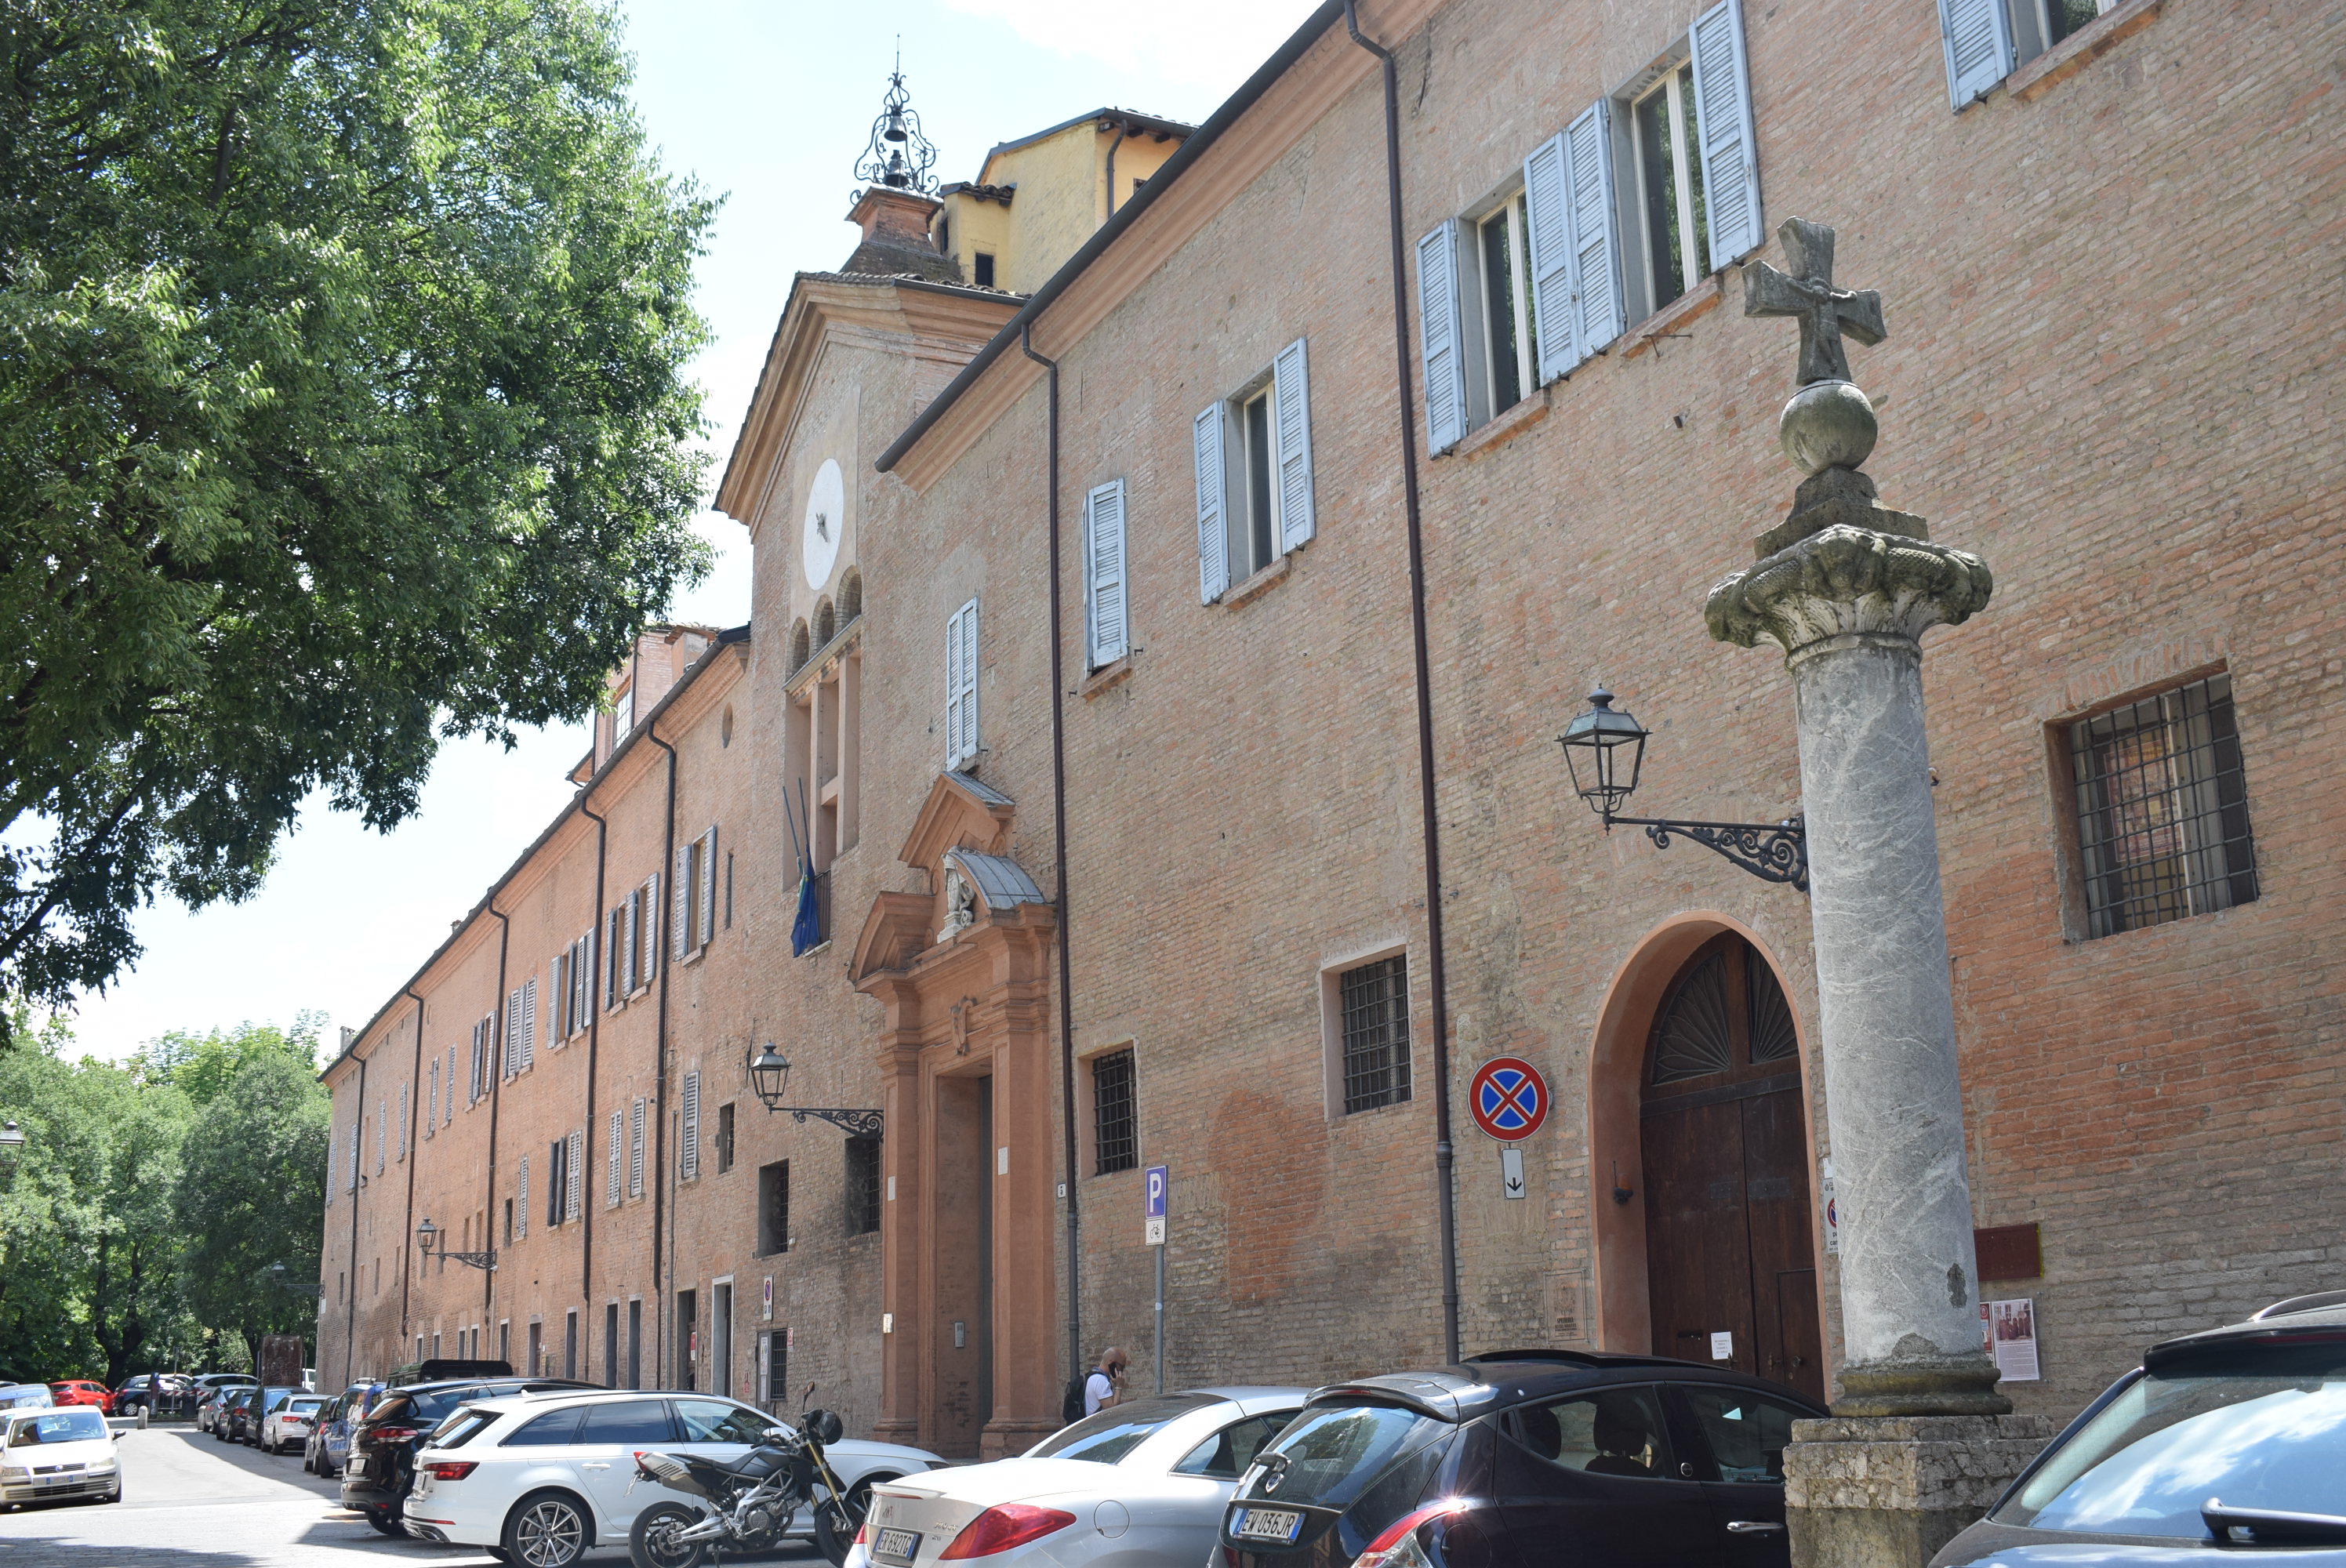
321,0,2344,1450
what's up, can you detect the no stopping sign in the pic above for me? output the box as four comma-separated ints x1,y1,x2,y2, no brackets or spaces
1470,1057,1549,1142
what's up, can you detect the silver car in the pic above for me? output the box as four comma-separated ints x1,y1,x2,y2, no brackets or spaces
854,1388,1308,1568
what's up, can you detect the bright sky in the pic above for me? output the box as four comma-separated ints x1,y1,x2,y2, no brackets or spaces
63,0,1324,1062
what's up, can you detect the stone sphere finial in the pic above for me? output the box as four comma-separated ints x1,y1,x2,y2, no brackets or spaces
1778,379,1878,476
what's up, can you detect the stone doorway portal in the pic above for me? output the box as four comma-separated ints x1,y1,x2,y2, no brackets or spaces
1640,933,1825,1404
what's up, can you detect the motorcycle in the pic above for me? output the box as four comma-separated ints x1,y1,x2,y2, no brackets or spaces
626,1386,870,1568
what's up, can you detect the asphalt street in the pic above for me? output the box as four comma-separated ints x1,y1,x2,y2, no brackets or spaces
0,1424,826,1568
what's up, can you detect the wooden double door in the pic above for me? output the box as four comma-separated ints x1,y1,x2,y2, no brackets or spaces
1641,935,1825,1405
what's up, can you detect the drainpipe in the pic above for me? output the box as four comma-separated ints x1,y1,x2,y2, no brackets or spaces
643,718,679,1389
485,903,510,1329
1021,321,1084,1388
400,986,426,1348
580,797,610,1312
343,1051,367,1383
1102,121,1139,220
1346,1,1462,1366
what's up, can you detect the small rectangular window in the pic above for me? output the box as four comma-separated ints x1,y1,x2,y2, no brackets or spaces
1340,956,1413,1114
1091,1049,1138,1174
757,1160,790,1256
1477,199,1535,414
2068,673,2257,939
715,1102,735,1174
844,1136,882,1236
1631,63,1708,314
1240,389,1277,579
972,251,996,288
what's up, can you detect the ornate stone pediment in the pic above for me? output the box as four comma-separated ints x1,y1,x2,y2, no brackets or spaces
899,771,1015,872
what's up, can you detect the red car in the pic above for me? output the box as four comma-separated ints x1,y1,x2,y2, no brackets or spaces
49,1381,114,1415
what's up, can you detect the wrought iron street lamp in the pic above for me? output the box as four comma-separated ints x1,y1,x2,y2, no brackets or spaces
267,1262,324,1298
0,1121,22,1149
746,1044,884,1138
414,1214,496,1272
1559,688,1809,891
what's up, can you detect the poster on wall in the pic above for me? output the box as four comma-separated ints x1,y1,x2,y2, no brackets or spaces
1983,1298,2041,1382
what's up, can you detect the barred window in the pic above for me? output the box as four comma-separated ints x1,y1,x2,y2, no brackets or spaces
844,1135,882,1236
1340,956,1412,1114
2070,673,2258,939
1091,1050,1137,1175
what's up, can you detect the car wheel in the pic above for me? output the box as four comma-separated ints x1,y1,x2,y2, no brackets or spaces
506,1490,592,1568
627,1499,709,1568
364,1508,407,1537
814,1475,887,1568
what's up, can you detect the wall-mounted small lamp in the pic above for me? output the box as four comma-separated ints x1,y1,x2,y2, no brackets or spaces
746,1043,884,1138
1560,688,1809,891
415,1214,496,1272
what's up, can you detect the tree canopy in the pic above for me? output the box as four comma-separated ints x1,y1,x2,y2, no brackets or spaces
0,0,717,1033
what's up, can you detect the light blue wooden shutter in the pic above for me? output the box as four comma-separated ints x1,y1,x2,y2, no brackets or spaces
623,891,639,994
630,1097,645,1198
945,598,979,768
1193,404,1229,603
446,1046,456,1123
1690,0,1764,270
521,975,536,1065
1272,338,1315,551
1939,0,2014,108
681,1070,701,1181
566,1129,583,1224
1564,100,1626,358
1084,479,1128,667
517,1155,528,1236
673,847,691,958
608,1110,623,1206
1418,222,1468,453
1523,132,1578,383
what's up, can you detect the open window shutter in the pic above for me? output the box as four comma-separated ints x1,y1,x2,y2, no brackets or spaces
447,1047,456,1123
681,1071,701,1181
668,847,688,959
425,1063,436,1138
517,1156,528,1236
1690,0,1764,270
1417,221,1469,453
503,993,519,1077
1084,480,1128,666
623,891,639,994
1563,100,1626,358
1523,132,1578,383
1193,404,1230,604
942,604,967,766
521,976,536,1066
630,1098,646,1198
1273,338,1316,552
398,1083,408,1158
348,1123,360,1192
696,834,717,949
608,1111,623,1206
1938,0,2014,108
947,599,979,766
567,1130,583,1224
376,1105,386,1172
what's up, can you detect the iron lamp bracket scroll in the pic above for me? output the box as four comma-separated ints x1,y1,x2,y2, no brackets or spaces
747,1043,883,1138
412,1218,496,1272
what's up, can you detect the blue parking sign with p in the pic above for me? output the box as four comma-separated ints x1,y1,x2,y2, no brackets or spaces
1145,1164,1168,1218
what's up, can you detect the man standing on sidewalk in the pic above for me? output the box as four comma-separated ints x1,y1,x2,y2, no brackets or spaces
1084,1349,1129,1416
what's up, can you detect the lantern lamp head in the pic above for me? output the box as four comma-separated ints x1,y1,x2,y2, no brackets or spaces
0,1120,22,1149
748,1043,792,1113
415,1215,438,1254
1558,688,1651,818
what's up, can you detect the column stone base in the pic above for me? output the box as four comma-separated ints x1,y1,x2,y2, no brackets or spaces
1785,1415,2058,1568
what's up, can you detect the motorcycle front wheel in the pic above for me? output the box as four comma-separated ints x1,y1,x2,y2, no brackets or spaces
813,1479,875,1568
629,1500,711,1568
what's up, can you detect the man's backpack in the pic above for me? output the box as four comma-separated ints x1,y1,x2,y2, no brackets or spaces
1061,1377,1087,1425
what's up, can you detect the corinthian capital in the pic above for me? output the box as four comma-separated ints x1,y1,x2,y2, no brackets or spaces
1706,524,1993,659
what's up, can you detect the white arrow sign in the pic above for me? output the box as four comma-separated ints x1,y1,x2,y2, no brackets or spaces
1501,1146,1526,1200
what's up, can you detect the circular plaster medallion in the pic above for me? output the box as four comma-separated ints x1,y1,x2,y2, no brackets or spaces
802,458,844,590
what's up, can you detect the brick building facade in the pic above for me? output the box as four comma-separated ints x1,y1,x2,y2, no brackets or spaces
318,0,2343,1457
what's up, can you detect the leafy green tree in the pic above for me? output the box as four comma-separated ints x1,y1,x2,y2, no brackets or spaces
0,1,716,1037
172,1047,331,1370
135,1011,321,1105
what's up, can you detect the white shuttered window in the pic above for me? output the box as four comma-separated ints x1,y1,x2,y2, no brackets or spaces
1564,100,1625,361
566,1129,583,1224
944,598,979,770
445,1047,456,1124
1084,480,1128,668
1938,0,2014,107
1523,132,1577,385
1192,405,1229,604
680,1070,702,1181
1417,221,1468,454
695,835,716,950
608,1110,623,1206
1690,0,1763,270
517,1156,529,1238
425,1062,438,1138
673,842,692,960
629,1098,646,1199
1272,338,1316,552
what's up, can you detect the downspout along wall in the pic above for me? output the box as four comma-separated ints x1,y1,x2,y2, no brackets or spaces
485,905,510,1327
645,718,678,1391
580,799,610,1310
400,988,426,1348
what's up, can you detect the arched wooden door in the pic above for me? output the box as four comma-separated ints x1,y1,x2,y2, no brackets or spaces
1640,934,1825,1404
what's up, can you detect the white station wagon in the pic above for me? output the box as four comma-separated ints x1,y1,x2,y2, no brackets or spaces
404,1388,941,1566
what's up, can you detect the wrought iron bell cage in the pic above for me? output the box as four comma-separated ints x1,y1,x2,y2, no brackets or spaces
855,55,938,195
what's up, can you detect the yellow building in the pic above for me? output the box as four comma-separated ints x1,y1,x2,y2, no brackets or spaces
932,109,1190,292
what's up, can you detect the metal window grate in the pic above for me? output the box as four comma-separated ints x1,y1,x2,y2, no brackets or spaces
1341,956,1413,1114
1092,1050,1137,1174
2071,673,2258,939
844,1135,882,1236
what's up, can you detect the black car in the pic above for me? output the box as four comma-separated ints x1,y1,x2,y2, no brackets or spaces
230,1386,303,1446
1933,1292,2346,1568
1220,1352,1825,1568
340,1376,597,1537
211,1387,258,1443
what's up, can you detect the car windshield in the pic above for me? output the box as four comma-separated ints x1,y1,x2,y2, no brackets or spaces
1028,1395,1219,1465
1237,1403,1451,1512
1998,1344,2346,1537
9,1410,107,1446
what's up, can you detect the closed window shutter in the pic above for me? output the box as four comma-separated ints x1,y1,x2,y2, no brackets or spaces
468,1028,481,1103
521,976,537,1065
608,1110,623,1206
643,873,662,975
673,845,692,958
1272,338,1316,552
623,891,640,994
447,1047,457,1123
1417,222,1469,453
376,1104,386,1174
942,604,965,766
1084,480,1128,667
398,1083,408,1158
503,993,519,1077
1938,0,2014,108
550,956,563,1039
1690,0,1764,270
1563,100,1626,359
424,1063,437,1138
517,1156,528,1237
1523,132,1578,383
696,834,717,949
630,1098,646,1199
945,599,979,768
681,1070,701,1181
348,1123,360,1192
1192,404,1229,603
567,1129,583,1223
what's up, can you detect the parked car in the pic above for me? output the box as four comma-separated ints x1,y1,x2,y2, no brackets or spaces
344,1376,598,1537
403,1388,944,1567
307,1382,381,1478
48,1381,114,1416
231,1386,303,1446
1933,1291,2346,1568
0,1385,54,1412
855,1388,1309,1568
1215,1351,1826,1568
194,1374,256,1432
263,1393,328,1456
0,1406,121,1509
387,1358,514,1387
210,1387,258,1443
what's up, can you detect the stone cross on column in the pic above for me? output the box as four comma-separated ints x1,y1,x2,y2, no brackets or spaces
1745,217,1887,387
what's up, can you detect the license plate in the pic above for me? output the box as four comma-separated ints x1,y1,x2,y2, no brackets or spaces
347,1457,366,1475
873,1526,922,1564
1235,1508,1303,1543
